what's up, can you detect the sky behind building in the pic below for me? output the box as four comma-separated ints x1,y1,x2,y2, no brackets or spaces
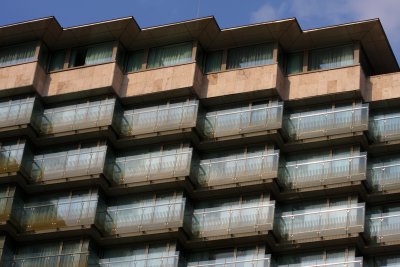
1,0,399,61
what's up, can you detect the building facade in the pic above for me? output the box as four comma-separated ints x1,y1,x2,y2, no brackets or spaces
0,16,399,266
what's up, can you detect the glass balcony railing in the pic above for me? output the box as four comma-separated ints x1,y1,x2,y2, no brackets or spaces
284,105,369,141
369,113,400,143
98,253,180,267
192,201,275,238
365,255,400,267
0,142,26,174
0,195,14,222
367,212,400,244
37,99,116,135
101,199,186,236
30,146,107,183
277,258,363,267
21,198,98,232
194,151,279,187
278,203,365,242
11,251,90,267
112,148,192,185
120,100,198,136
201,103,283,139
188,256,271,267
368,161,400,192
279,153,367,190
0,97,36,130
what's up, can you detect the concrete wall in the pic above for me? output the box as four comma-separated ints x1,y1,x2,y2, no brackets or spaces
43,63,119,97
199,64,279,99
0,62,38,94
283,65,364,101
120,63,198,98
365,72,400,102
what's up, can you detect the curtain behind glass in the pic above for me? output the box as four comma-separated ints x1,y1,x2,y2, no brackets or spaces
286,52,303,74
48,50,66,71
205,51,223,73
0,42,36,67
147,42,192,68
309,44,354,71
126,50,144,72
227,44,273,69
85,43,113,65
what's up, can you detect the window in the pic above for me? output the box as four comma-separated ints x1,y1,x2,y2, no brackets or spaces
147,42,192,68
205,51,223,73
126,50,144,72
227,43,273,69
48,50,66,71
309,44,354,71
69,42,113,68
0,42,36,67
286,52,303,74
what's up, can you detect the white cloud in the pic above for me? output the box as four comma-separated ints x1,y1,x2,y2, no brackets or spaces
250,0,400,60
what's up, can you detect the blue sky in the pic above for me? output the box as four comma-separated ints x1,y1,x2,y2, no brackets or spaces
2,0,399,61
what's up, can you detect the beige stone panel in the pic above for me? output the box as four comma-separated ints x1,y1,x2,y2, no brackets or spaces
44,63,116,96
367,72,400,102
0,62,37,91
200,64,278,99
284,65,362,100
121,63,196,97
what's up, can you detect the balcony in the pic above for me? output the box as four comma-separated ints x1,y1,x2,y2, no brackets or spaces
277,203,365,243
37,99,116,136
0,140,31,178
368,160,400,193
0,186,21,227
98,252,180,267
284,104,369,141
121,63,201,99
119,100,198,137
279,153,367,191
0,61,45,97
366,212,400,245
283,65,366,101
30,145,109,184
276,257,363,267
21,192,99,233
199,64,283,100
369,113,400,143
43,62,122,98
100,196,186,237
7,239,92,267
366,72,400,102
11,251,91,267
191,201,275,239
112,147,192,187
0,97,39,133
193,150,279,188
199,103,283,140
188,256,271,267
